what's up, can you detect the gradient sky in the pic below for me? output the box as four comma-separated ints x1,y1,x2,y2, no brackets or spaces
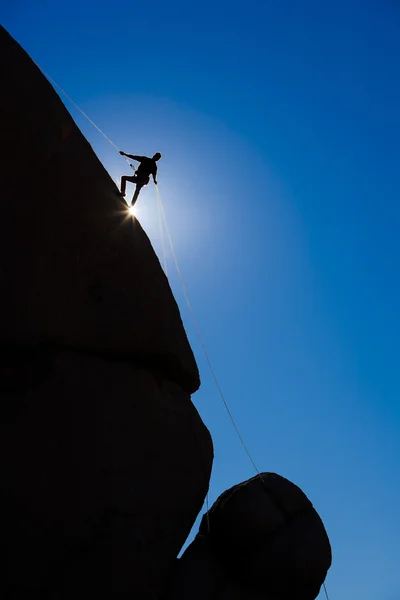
2,1,400,598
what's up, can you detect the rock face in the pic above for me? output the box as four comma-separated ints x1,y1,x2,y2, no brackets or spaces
0,26,213,599
0,26,198,393
165,473,332,600
0,27,332,600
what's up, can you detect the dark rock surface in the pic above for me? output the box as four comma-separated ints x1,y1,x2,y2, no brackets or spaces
0,26,332,600
0,25,199,394
0,350,212,599
0,27,213,599
165,473,332,600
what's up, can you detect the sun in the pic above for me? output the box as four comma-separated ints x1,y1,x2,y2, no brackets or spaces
128,205,137,217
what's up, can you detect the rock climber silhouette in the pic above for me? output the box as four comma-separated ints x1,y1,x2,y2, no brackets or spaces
119,151,162,206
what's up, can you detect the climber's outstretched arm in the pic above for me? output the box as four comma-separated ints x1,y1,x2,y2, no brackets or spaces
120,151,145,161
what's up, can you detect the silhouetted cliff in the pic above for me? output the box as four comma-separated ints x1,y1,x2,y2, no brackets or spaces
0,26,213,599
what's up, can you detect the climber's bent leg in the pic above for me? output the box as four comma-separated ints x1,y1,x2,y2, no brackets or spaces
120,175,137,197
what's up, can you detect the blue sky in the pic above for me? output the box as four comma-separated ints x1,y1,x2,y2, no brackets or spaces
2,1,400,598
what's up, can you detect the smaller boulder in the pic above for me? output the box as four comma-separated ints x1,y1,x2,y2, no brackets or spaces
165,473,332,600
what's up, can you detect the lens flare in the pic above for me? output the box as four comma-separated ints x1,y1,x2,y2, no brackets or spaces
129,205,137,217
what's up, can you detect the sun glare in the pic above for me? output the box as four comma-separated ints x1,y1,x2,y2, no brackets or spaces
129,205,137,217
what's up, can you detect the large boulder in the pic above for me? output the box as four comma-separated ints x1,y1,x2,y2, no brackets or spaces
0,350,212,599
165,473,332,600
0,25,198,393
0,27,213,599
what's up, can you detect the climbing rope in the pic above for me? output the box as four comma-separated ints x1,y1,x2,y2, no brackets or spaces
42,71,117,149
155,186,263,478
38,73,332,597
157,194,332,598
39,68,134,171
156,187,168,276
323,582,330,600
39,65,264,479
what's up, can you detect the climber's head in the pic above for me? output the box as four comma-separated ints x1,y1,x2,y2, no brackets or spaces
153,152,162,161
